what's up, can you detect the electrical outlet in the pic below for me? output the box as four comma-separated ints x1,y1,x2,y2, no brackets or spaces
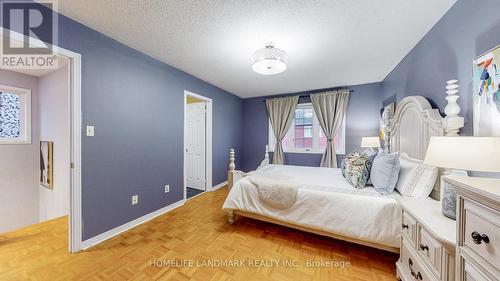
131,195,138,205
164,185,170,193
86,125,95,137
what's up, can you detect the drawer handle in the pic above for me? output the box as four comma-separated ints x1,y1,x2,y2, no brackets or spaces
402,223,409,229
471,231,490,244
408,258,423,280
419,244,429,251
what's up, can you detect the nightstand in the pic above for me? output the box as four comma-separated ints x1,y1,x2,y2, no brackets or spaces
444,175,500,281
396,198,456,281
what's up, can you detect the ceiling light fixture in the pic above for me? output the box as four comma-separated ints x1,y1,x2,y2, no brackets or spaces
252,43,287,75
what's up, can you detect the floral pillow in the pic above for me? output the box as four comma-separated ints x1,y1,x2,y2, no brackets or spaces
341,151,373,189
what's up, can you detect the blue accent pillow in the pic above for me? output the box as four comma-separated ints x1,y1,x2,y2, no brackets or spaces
370,151,400,195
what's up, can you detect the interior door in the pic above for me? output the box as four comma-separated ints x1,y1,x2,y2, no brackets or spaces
186,102,206,190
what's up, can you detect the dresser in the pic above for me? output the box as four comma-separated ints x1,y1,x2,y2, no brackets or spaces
397,198,456,281
444,175,500,281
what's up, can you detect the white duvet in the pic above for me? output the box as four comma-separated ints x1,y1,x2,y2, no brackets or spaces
222,164,401,248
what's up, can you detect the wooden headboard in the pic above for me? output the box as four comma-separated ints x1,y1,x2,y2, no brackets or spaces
386,96,447,200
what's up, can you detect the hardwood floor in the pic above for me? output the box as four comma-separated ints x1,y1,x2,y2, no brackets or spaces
0,187,398,281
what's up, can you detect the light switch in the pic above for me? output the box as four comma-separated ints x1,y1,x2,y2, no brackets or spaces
86,125,95,137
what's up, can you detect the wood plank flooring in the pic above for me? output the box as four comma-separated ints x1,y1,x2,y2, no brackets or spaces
0,186,398,281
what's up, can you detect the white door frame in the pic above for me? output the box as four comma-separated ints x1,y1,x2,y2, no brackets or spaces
1,28,83,253
183,90,212,200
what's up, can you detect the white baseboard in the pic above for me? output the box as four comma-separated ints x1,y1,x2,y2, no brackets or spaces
81,199,185,250
211,180,228,191
82,181,227,250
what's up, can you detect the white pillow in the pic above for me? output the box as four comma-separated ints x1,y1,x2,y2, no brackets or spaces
396,153,438,198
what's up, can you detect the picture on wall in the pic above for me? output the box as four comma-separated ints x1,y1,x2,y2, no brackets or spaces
473,45,500,136
40,141,53,189
380,102,395,140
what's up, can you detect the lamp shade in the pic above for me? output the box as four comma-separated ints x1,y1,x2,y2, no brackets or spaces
424,136,500,172
360,137,381,148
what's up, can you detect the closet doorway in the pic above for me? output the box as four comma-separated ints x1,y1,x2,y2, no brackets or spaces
183,91,212,200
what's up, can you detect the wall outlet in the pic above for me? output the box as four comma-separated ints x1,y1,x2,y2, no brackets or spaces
131,195,138,205
86,125,95,137
164,185,170,193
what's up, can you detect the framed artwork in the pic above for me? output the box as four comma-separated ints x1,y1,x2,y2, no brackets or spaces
473,45,500,136
379,103,395,151
40,141,53,189
380,103,395,139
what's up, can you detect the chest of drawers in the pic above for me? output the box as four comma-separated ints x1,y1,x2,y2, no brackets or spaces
397,198,456,281
445,175,500,281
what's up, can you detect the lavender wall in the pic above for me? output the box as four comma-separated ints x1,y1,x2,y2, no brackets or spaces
1,2,243,240
241,83,384,172
0,70,39,233
382,0,500,136
38,64,70,222
65,16,242,241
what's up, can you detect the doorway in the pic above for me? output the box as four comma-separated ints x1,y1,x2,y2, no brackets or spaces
0,29,82,253
183,91,212,200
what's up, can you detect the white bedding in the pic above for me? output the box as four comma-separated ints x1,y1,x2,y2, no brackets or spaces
222,164,402,248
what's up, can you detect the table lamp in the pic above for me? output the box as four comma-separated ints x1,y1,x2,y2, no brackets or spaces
361,137,381,152
424,136,500,219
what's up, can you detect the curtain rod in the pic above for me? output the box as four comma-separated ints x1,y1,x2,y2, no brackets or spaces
262,90,354,102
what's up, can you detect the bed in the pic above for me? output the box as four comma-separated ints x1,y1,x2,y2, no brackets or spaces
223,95,457,253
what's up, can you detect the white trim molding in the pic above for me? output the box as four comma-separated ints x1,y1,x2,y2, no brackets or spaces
186,181,227,201
69,52,82,253
81,199,185,250
212,180,228,191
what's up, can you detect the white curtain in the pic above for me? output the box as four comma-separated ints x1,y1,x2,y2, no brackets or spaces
266,96,299,165
310,90,350,168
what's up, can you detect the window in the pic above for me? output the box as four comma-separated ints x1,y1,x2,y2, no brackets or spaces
0,85,31,144
268,103,346,154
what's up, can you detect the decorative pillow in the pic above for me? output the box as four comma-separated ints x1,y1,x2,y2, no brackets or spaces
341,152,372,189
362,148,378,159
370,151,400,195
396,153,438,198
361,148,377,184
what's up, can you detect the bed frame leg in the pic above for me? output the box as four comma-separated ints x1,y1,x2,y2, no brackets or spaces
228,211,235,224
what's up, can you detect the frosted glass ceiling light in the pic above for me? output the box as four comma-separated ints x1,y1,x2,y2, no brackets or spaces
252,43,287,75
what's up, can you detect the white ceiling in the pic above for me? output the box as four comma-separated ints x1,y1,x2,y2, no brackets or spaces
55,0,456,98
